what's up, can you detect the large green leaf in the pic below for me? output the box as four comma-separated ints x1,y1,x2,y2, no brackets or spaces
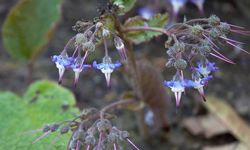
2,0,62,60
111,0,136,15
0,80,79,150
124,13,169,44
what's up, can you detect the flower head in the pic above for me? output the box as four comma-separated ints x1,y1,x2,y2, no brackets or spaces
93,56,121,86
195,61,218,77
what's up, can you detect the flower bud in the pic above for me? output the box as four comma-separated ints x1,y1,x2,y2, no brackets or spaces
75,33,87,46
173,42,185,53
192,25,203,36
42,125,50,132
83,42,95,52
97,119,112,132
60,125,70,134
119,131,129,140
208,15,220,26
219,23,231,35
96,22,103,28
199,45,211,56
85,135,96,145
174,59,187,70
50,124,60,132
209,28,221,39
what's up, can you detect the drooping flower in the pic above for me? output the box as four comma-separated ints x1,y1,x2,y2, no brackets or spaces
51,52,74,84
190,75,212,100
93,56,121,86
71,56,91,86
164,80,185,107
195,61,218,77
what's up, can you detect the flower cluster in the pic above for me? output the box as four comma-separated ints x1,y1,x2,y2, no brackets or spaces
51,22,126,86
164,15,249,107
32,108,140,150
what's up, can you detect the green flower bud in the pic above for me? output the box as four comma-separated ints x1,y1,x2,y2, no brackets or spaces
97,119,112,132
60,125,70,134
83,42,95,52
208,15,220,26
219,23,231,35
192,25,203,36
75,33,87,46
85,135,96,145
173,42,185,53
209,28,221,39
174,59,187,70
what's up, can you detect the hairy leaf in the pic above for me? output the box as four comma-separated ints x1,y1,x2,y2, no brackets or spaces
124,13,169,44
111,0,136,15
2,0,62,61
0,80,79,150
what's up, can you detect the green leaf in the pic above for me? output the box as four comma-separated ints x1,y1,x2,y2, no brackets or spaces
111,0,136,15
0,80,79,150
124,13,169,44
2,0,62,61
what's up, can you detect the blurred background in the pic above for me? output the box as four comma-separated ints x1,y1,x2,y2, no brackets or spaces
1,0,250,149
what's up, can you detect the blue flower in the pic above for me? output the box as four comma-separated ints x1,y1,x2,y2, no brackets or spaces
71,57,91,86
189,75,212,100
93,56,121,86
51,53,74,83
138,7,154,20
164,80,186,107
195,61,219,77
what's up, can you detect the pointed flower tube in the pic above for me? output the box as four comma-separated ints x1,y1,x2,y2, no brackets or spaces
51,53,74,83
164,80,186,107
71,57,91,86
93,56,121,86
190,75,212,99
195,61,219,77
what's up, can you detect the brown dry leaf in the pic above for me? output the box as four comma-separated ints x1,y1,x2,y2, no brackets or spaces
203,142,248,150
203,96,250,148
183,114,229,138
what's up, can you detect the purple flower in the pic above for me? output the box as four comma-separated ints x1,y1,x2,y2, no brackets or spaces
195,61,219,77
93,56,121,86
138,7,154,20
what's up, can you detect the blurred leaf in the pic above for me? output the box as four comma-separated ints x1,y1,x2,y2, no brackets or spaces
204,96,250,149
2,0,62,61
111,0,136,15
124,13,169,44
0,80,79,150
